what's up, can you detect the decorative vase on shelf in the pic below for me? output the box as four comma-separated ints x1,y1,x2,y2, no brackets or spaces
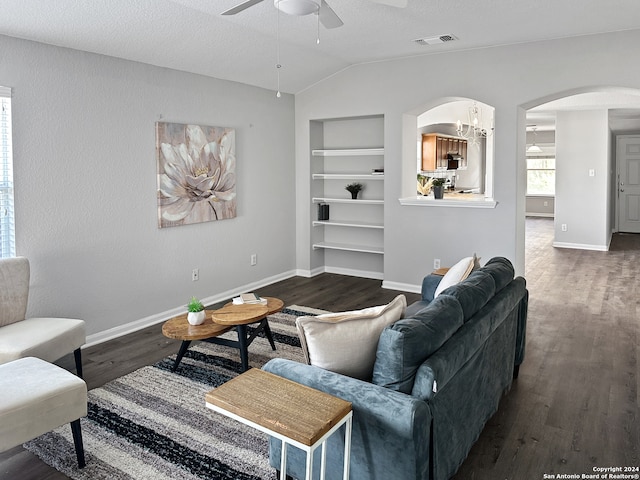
345,182,363,200
187,310,206,325
433,185,444,199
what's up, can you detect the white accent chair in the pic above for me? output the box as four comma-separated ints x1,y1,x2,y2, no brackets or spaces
0,357,87,468
0,257,86,377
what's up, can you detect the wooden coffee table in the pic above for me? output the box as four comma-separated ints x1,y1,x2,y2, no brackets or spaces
206,368,352,480
162,297,284,372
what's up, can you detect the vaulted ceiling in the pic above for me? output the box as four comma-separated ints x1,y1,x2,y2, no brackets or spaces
2,0,640,95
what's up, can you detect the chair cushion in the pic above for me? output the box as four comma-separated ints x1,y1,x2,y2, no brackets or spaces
372,295,464,393
0,357,87,451
0,257,30,327
0,317,86,365
296,294,407,380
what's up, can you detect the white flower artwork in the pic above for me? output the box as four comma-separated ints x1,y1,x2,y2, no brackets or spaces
156,122,236,228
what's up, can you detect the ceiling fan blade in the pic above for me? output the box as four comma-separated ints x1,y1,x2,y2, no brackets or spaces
221,0,264,15
319,0,343,29
368,0,408,7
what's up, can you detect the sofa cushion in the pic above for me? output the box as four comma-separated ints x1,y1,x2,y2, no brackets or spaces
439,270,496,321
295,294,406,380
371,295,464,394
434,254,480,298
482,257,514,292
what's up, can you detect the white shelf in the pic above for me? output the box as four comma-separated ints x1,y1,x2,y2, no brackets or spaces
312,148,384,157
313,220,384,229
313,197,384,205
312,242,384,255
312,173,384,180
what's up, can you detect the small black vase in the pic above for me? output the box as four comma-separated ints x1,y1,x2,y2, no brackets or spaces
433,186,444,199
350,191,359,199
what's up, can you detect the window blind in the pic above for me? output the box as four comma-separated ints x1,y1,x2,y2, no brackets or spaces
0,86,15,258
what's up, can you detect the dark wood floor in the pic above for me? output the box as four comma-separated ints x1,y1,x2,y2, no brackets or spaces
1,217,638,479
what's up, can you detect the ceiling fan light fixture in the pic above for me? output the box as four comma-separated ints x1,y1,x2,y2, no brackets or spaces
274,0,320,16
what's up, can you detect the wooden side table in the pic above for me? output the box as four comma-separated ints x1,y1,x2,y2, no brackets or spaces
206,368,352,480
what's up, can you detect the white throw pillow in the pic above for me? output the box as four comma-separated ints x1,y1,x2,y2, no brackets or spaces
296,294,407,380
434,254,480,297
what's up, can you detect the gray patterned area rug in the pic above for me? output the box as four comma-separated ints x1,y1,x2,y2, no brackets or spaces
24,306,325,480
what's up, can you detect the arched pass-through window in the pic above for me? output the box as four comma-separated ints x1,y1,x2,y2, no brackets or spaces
400,98,496,208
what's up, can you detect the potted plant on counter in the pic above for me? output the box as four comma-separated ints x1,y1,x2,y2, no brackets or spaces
431,178,446,199
187,296,206,325
345,182,364,199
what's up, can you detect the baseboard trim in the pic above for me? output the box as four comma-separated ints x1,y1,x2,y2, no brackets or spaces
382,280,421,294
525,213,554,218
552,241,609,252
323,266,384,280
84,269,298,348
295,267,325,278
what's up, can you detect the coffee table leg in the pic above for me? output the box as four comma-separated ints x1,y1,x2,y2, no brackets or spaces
172,340,192,372
236,325,250,371
263,319,277,351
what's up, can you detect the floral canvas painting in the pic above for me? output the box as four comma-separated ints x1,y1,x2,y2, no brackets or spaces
156,122,236,228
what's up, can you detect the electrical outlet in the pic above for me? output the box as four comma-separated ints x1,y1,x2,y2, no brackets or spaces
250,254,257,266
561,224,568,232
192,268,199,281
433,258,441,269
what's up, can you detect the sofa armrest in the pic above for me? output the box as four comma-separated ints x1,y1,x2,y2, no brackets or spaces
263,358,430,436
421,273,443,303
263,358,432,480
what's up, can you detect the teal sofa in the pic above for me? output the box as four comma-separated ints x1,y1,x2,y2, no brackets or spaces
263,257,528,480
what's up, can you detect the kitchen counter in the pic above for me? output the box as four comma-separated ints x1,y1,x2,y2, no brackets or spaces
398,191,497,208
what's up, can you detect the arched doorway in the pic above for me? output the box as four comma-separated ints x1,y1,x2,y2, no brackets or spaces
521,87,640,268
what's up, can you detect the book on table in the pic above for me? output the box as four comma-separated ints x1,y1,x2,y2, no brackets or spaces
234,293,266,305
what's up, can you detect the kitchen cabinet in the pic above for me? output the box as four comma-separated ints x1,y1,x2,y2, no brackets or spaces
421,133,467,170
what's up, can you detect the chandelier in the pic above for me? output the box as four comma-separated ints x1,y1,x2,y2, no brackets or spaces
456,102,494,147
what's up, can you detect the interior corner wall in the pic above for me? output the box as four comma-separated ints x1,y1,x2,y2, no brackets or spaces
294,29,640,285
0,35,295,338
555,110,610,250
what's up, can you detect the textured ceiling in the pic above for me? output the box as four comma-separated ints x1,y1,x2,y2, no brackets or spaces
1,0,640,95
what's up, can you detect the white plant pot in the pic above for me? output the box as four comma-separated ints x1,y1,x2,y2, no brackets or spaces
187,310,206,325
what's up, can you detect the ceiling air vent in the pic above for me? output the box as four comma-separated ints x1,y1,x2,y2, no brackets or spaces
413,34,458,46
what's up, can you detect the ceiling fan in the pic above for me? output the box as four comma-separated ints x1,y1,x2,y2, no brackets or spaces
222,0,408,29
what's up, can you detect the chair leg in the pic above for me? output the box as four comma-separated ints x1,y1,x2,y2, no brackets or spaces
70,419,86,468
73,348,83,378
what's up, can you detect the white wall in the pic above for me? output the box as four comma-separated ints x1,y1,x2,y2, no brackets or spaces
294,29,640,287
0,35,296,342
555,110,610,250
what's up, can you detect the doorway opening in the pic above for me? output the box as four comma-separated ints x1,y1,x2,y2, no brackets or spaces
523,87,640,264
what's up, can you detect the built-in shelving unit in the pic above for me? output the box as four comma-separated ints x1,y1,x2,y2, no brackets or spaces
312,219,384,229
312,174,384,180
312,242,384,254
310,116,385,279
311,148,384,157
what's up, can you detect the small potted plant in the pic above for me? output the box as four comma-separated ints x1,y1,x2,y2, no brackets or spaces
187,296,206,325
345,182,364,199
431,178,446,199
